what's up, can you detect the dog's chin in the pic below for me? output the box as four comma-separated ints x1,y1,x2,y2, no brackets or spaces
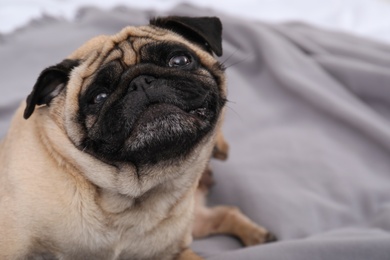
122,103,214,165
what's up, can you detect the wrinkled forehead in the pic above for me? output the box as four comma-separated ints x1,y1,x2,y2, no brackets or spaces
65,24,223,99
68,25,214,69
69,26,163,65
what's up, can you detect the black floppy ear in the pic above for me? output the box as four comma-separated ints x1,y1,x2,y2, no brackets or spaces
150,16,223,57
23,59,79,119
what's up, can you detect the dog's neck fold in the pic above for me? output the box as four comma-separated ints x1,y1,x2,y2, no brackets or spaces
34,106,211,212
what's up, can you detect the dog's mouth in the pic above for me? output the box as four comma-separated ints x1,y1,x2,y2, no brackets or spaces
136,102,212,126
121,100,216,164
189,107,209,118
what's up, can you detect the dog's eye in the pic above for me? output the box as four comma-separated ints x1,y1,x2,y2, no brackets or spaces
94,93,108,104
168,54,191,67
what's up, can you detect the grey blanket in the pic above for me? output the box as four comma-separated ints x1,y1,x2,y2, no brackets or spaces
1,4,390,260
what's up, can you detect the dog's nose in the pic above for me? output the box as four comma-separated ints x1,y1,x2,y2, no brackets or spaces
128,75,156,92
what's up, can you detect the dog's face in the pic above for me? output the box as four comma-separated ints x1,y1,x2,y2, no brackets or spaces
22,17,226,194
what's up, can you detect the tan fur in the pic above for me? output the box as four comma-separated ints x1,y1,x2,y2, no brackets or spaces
0,21,272,260
177,248,203,260
1,104,209,259
212,131,229,160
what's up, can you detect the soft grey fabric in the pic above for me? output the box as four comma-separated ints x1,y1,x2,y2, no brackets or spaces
1,4,390,260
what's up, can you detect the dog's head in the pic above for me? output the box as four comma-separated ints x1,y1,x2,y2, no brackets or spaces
23,16,226,195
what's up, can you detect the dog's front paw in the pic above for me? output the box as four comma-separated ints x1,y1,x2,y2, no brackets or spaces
238,221,277,246
265,232,278,243
193,205,277,247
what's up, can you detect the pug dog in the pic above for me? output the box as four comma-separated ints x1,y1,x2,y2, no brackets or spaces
0,16,275,260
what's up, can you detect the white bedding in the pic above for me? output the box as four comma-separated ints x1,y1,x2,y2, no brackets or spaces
1,0,390,43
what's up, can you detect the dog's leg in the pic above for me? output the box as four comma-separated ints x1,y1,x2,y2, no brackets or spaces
212,131,229,161
194,131,276,245
177,248,203,260
193,168,277,246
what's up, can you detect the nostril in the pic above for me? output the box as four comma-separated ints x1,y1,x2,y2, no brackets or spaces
144,76,155,84
128,75,156,92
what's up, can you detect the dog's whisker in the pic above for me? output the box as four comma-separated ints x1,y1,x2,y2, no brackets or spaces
225,103,244,123
220,47,240,66
224,56,249,69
